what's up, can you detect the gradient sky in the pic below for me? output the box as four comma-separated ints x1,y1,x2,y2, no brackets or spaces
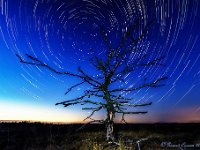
0,0,200,123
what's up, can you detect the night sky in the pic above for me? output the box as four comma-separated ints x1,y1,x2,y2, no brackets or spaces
0,0,200,123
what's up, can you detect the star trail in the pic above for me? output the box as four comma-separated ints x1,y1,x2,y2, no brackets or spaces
0,0,200,123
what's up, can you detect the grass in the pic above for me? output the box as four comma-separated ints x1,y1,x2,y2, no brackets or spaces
0,122,200,149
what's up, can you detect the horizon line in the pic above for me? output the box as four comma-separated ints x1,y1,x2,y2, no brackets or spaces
1,120,200,124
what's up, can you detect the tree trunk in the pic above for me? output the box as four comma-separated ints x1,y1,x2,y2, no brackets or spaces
106,111,115,142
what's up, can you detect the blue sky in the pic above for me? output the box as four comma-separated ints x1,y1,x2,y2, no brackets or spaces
0,0,200,123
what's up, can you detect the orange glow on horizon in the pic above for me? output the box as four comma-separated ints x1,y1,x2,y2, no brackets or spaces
1,100,200,123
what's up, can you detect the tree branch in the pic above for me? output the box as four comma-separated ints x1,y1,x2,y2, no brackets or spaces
110,77,168,92
16,54,83,77
65,81,85,95
83,106,103,121
56,99,105,107
118,102,152,107
116,110,148,114
78,66,101,86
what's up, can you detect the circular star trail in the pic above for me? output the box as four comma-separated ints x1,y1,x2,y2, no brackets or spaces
0,0,200,115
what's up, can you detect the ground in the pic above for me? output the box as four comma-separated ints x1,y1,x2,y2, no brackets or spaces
0,122,199,150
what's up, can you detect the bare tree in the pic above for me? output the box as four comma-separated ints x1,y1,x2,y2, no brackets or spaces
16,18,167,144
